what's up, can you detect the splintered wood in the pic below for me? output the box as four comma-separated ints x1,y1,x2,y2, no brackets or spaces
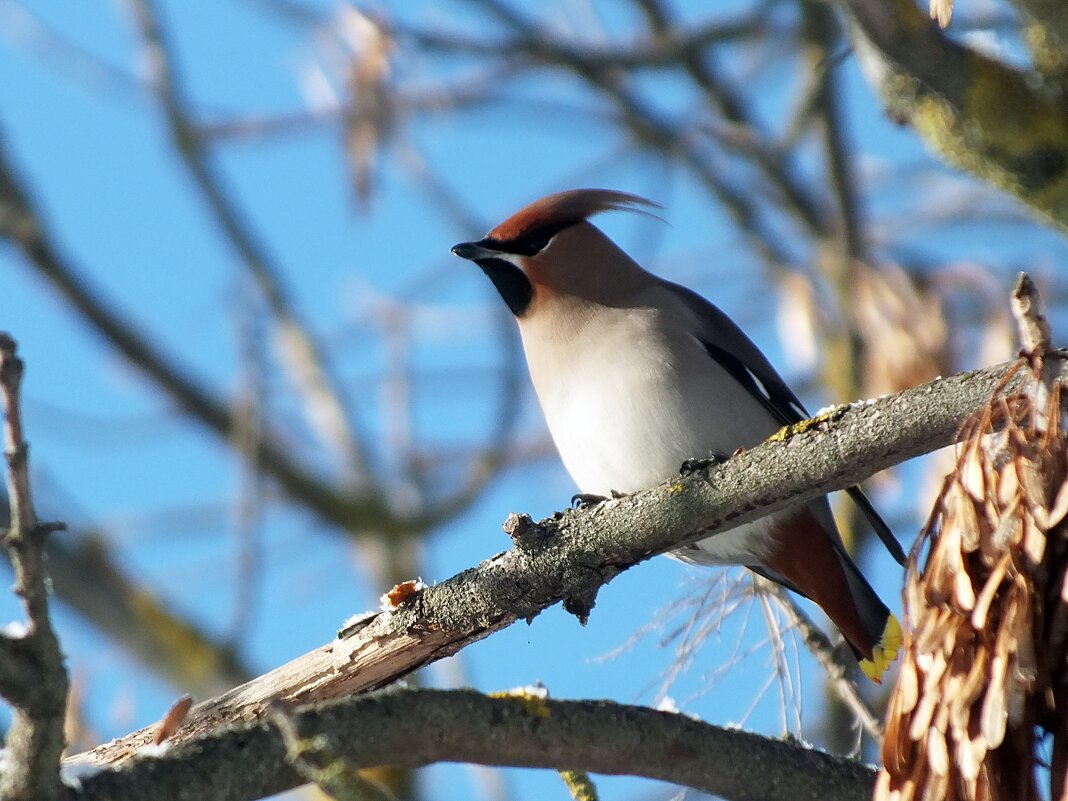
877,359,1068,801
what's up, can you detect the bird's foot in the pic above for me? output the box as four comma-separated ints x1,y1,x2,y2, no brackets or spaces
571,490,626,509
679,454,728,476
572,493,606,509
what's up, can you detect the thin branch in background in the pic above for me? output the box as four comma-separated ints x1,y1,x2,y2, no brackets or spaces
0,132,397,534
594,570,749,699
0,0,145,105
1,472,255,696
631,0,831,240
753,581,804,735
658,575,762,697
758,580,885,742
379,302,421,513
397,143,488,241
396,11,769,68
128,0,371,483
197,106,340,142
659,576,803,735
466,0,798,270
391,144,530,523
0,333,69,801
227,281,269,646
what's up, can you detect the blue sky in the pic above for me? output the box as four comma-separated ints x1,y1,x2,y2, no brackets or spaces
2,1,1067,799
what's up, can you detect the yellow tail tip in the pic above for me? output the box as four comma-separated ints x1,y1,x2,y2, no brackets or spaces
859,613,902,684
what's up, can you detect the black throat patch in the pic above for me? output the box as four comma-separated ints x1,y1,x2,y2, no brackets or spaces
476,257,533,317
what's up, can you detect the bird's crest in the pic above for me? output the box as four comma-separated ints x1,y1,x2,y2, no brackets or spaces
487,189,661,242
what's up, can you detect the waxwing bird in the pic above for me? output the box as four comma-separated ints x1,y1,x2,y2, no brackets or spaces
452,189,905,681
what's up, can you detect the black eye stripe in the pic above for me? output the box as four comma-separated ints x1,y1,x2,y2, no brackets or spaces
487,219,575,257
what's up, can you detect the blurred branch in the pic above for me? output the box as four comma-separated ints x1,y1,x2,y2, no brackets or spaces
0,455,255,699
632,0,830,239
77,359,1049,765
0,0,144,105
390,146,527,522
70,689,876,801
48,528,252,696
802,1,864,262
268,700,398,801
466,0,796,268
399,13,766,69
0,129,409,534
129,0,370,480
1009,0,1068,81
838,0,1068,232
0,489,253,696
227,286,268,645
0,334,68,801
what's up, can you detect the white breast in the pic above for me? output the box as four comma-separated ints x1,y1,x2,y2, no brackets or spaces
519,298,783,565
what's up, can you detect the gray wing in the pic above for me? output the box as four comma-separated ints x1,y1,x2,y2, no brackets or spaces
666,279,906,566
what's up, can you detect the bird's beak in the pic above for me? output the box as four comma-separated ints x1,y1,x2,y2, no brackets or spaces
451,240,498,261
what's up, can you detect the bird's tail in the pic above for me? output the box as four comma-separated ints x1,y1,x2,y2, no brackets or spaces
837,550,902,683
762,505,902,683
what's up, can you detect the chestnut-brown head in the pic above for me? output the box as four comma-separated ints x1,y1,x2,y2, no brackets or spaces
451,189,660,316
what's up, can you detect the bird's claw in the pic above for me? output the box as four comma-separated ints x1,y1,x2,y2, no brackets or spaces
679,455,726,476
571,490,626,509
571,493,608,509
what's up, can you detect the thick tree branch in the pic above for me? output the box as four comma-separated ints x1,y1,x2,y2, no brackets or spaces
838,0,1068,231
0,334,69,801
76,358,1063,766
65,689,876,801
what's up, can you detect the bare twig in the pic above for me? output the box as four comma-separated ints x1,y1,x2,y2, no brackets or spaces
0,333,69,801
268,700,398,801
757,580,884,740
38,520,254,696
1011,271,1058,429
1012,272,1053,356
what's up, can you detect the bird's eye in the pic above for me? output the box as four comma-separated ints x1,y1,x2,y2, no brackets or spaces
510,227,555,255
511,222,569,256
518,229,554,255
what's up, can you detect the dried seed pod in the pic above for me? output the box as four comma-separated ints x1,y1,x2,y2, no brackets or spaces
876,354,1067,801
